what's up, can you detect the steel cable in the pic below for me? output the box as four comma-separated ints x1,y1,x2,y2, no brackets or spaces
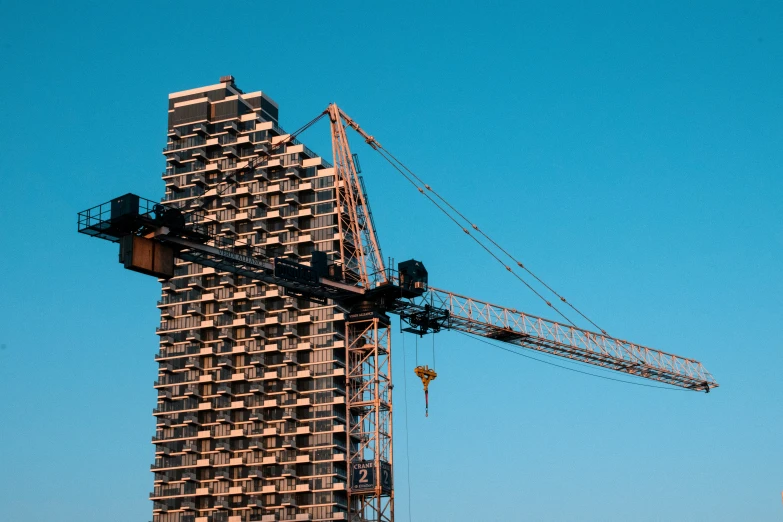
401,333,414,521
377,145,610,336
373,147,579,328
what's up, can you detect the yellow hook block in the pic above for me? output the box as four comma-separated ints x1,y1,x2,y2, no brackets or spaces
414,365,437,416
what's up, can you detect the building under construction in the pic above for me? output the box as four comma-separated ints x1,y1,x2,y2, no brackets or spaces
153,77,351,522
77,76,718,522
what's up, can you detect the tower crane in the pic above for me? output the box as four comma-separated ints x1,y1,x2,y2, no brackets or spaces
78,103,718,522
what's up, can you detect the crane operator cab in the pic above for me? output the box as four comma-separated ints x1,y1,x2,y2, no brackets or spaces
397,259,428,297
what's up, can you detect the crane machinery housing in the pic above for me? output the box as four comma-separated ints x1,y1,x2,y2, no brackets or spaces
77,76,718,522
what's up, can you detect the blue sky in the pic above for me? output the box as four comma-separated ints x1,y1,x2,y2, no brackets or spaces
0,1,781,521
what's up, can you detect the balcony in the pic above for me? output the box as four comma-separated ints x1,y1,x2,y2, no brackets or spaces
152,501,170,513
286,166,303,180
215,440,231,452
228,485,246,495
284,218,299,230
283,298,299,310
162,280,183,293
282,327,299,338
251,220,269,235
220,196,238,210
221,223,236,236
217,411,233,424
217,356,234,369
186,302,203,316
183,413,200,425
154,445,171,456
283,352,299,367
250,299,266,312
218,299,234,312
192,172,207,186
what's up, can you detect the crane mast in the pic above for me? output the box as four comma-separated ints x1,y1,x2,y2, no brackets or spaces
77,101,718,522
329,104,394,522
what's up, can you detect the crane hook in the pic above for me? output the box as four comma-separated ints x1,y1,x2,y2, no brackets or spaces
414,365,437,417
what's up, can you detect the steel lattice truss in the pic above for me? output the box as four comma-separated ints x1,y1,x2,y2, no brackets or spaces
346,318,394,522
329,105,386,288
421,288,718,391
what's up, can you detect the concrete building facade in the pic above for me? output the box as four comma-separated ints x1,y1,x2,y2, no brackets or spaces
152,77,349,522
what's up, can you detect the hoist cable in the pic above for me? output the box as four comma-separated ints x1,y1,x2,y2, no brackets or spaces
401,333,414,521
455,331,688,391
432,332,436,370
373,147,579,328
376,145,609,336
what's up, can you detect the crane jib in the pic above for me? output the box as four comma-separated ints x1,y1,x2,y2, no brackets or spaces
162,236,269,271
214,247,263,269
274,258,320,287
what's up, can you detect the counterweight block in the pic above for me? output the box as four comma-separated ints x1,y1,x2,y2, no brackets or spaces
119,235,175,279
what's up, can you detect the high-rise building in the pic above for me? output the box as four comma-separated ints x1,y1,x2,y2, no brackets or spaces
153,77,350,522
